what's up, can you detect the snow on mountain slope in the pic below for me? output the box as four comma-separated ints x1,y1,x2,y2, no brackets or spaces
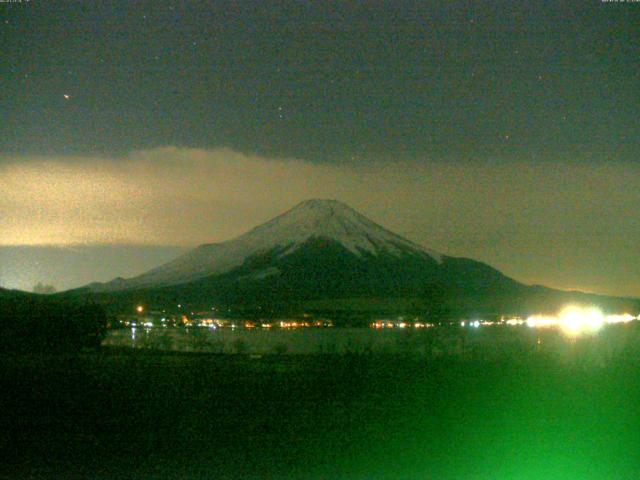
93,199,442,291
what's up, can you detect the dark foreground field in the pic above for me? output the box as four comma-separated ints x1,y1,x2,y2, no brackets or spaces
1,345,640,479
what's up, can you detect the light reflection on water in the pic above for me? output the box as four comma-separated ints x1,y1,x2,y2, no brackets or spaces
104,322,640,362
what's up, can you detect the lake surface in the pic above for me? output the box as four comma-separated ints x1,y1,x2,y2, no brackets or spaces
103,322,640,363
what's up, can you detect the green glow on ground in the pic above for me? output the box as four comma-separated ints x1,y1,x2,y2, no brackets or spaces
2,325,639,479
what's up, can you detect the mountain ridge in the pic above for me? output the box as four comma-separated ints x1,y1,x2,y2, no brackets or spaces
75,200,639,317
90,199,443,291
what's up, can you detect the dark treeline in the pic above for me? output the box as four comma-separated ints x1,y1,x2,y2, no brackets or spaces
0,290,107,352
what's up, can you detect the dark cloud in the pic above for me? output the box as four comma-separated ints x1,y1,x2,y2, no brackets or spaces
1,1,638,162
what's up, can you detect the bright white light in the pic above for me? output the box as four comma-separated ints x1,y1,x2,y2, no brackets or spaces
523,306,616,336
526,315,557,329
558,306,604,336
606,313,635,324
472,321,480,328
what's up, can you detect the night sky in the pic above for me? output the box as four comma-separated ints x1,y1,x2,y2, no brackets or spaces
1,1,639,296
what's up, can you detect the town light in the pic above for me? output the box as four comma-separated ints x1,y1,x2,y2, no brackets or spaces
606,313,636,324
523,306,609,336
558,306,604,336
526,315,557,329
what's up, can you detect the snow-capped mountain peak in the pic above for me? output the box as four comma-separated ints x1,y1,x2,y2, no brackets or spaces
238,199,440,259
93,199,442,290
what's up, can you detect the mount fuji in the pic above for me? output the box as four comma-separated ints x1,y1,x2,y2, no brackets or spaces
81,199,638,317
92,199,445,291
